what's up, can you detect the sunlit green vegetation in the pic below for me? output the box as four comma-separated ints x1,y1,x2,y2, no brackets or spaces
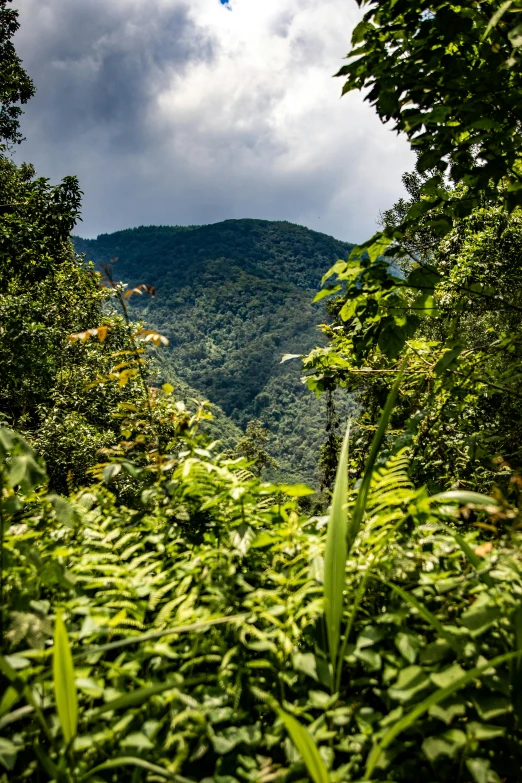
2,1,522,782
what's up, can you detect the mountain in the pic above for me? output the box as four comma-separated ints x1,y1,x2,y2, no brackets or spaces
73,219,355,483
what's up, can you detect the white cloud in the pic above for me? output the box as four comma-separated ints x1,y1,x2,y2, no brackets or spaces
12,0,414,241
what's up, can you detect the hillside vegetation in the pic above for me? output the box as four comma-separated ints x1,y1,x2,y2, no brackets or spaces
2,2,522,783
73,220,355,483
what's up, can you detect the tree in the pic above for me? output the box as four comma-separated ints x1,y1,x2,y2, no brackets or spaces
234,418,278,476
0,0,35,146
338,0,522,234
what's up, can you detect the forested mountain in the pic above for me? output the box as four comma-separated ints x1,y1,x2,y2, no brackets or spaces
73,220,355,482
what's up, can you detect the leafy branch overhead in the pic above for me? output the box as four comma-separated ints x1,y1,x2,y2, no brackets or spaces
338,0,522,234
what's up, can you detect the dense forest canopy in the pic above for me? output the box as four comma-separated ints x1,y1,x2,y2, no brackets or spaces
1,2,522,783
73,220,355,484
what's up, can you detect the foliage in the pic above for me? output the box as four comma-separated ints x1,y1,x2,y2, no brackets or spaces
232,419,278,477
338,0,522,230
0,0,35,146
73,221,355,485
1,418,522,783
2,1,522,782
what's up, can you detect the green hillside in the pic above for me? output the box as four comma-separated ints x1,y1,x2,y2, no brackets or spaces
73,219,355,483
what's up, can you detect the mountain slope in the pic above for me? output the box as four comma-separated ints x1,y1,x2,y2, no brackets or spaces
74,219,354,483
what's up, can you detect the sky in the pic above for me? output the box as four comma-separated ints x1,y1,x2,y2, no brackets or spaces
12,0,414,242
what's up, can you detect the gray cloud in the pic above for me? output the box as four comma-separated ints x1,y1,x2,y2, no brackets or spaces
14,0,214,152
11,0,414,241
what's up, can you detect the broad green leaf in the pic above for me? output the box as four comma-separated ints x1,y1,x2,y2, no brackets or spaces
0,737,18,771
365,650,522,778
278,483,315,497
7,453,47,494
321,259,347,285
466,722,505,741
461,594,501,636
52,612,78,744
433,348,461,376
278,709,330,783
313,285,341,302
395,632,419,664
367,236,392,263
380,579,463,655
102,463,122,483
324,422,350,677
280,353,302,363
412,292,438,318
292,652,318,681
339,297,359,321
466,757,495,783
388,665,431,703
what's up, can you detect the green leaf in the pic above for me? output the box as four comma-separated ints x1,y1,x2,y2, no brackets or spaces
367,236,391,263
102,463,122,483
433,348,461,376
75,614,245,658
47,494,76,526
52,612,78,744
430,663,466,689
466,757,496,783
430,490,498,508
278,709,330,783
121,732,155,751
7,453,47,494
406,263,440,293
324,422,350,677
81,757,178,781
293,652,318,681
394,632,419,664
378,580,463,656
321,259,348,285
365,650,522,778
87,679,181,719
461,594,501,636
280,353,302,364
0,737,18,771
314,285,341,302
388,665,431,703
482,0,513,40
278,483,315,497
339,297,359,321
466,722,505,741
412,293,438,318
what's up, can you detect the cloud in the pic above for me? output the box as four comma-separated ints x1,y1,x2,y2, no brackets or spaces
12,0,414,242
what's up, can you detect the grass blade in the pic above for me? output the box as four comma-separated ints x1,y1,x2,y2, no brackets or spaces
53,612,78,744
512,605,522,722
335,567,372,693
348,358,406,553
81,756,188,781
87,679,181,720
365,649,522,778
324,422,350,677
378,578,463,655
278,709,330,783
73,613,245,658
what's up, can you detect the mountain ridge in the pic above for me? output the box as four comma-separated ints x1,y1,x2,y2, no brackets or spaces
73,218,355,483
